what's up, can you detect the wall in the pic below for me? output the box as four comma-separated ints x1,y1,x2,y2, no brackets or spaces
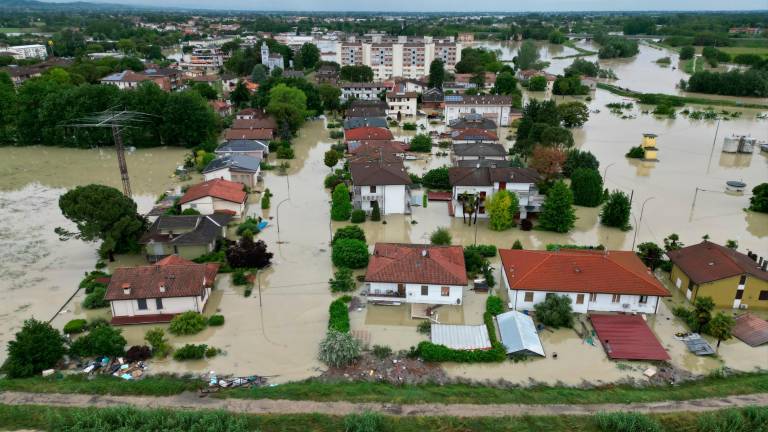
383,184,407,214
444,105,512,126
696,275,768,310
367,281,464,305
110,289,210,317
181,196,215,215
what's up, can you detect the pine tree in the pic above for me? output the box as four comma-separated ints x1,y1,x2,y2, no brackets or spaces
570,168,604,207
537,180,576,233
331,183,352,221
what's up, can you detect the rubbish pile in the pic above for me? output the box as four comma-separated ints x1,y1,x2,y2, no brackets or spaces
321,353,448,385
203,371,269,392
79,357,148,380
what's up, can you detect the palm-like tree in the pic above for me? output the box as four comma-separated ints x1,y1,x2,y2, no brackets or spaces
457,192,481,225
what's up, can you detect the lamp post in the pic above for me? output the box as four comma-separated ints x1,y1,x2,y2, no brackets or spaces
275,198,290,243
603,162,616,184
631,197,655,251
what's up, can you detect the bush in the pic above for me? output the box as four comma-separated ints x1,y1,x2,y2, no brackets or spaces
63,319,88,334
208,315,225,326
168,312,208,336
5,319,67,378
331,183,352,221
328,297,351,332
534,294,574,328
430,227,452,245
417,340,506,363
486,295,504,316
600,190,632,230
594,412,662,432
82,286,108,309
232,268,249,286
331,238,369,269
144,328,170,358
626,146,645,158
205,347,220,358
402,122,417,131
344,411,384,432
79,270,109,294
318,329,361,367
465,244,497,258
173,344,208,361
236,217,261,236
370,201,381,221
49,406,248,431
409,134,433,152
350,209,366,223
332,225,366,245
571,168,604,207
422,167,450,190
324,173,343,190
329,267,355,293
69,325,127,358
371,344,393,359
417,321,431,334
125,345,152,362
276,145,295,159
261,193,271,209
463,247,486,276
329,130,344,139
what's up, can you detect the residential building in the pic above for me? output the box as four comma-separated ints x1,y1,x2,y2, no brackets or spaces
235,107,265,119
456,159,510,168
450,129,500,145
449,112,497,131
225,128,274,141
105,255,219,324
179,179,247,217
364,243,467,306
180,47,225,75
448,167,542,219
350,156,412,215
232,117,278,133
452,143,506,163
453,72,496,90
385,90,418,117
6,44,47,59
667,241,768,310
499,249,670,314
421,87,444,111
140,214,232,262
444,95,515,126
316,64,340,84
343,117,389,130
340,82,391,101
202,154,262,189
100,70,169,91
216,139,269,159
346,99,388,118
396,78,428,93
261,43,285,71
458,32,475,43
210,100,232,117
729,27,762,35
580,76,597,91
345,127,394,149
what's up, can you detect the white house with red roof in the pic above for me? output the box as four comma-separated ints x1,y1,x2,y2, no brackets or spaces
499,249,670,315
364,243,468,307
179,179,247,217
104,255,219,325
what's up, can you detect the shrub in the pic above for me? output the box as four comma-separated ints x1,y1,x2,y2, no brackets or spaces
463,247,486,276
600,190,632,230
328,297,351,332
402,122,417,130
79,270,109,294
512,240,524,249
430,227,452,245
205,347,221,358
5,319,67,378
371,344,393,359
329,130,344,139
173,344,208,360
417,321,431,334
318,329,361,367
465,244,497,258
331,183,353,221
232,269,249,286
344,411,384,432
417,340,506,362
63,319,88,334
486,295,504,316
324,173,343,190
534,294,574,328
370,201,381,221
276,145,295,159
329,267,355,293
208,315,225,326
332,225,366,245
625,146,644,159
236,217,261,236
422,167,450,190
82,286,108,309
594,411,662,432
144,328,171,358
571,168,604,207
331,238,369,269
350,209,366,223
168,312,208,336
125,345,152,362
69,325,127,358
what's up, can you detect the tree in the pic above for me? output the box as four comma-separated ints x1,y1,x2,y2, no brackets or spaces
557,102,590,128
570,168,604,207
692,296,715,333
370,201,381,221
725,239,738,250
512,240,524,249
534,294,574,328
515,41,541,70
663,233,684,252
226,236,274,269
57,184,146,260
600,190,632,230
707,312,735,350
318,329,361,367
428,58,445,88
493,72,518,95
144,328,170,358
553,76,588,96
267,83,308,137
564,59,600,78
679,46,695,60
749,183,768,213
0,71,16,145
486,190,518,231
229,81,250,107
409,134,432,152
538,181,576,233
331,238,369,269
251,64,268,84
295,43,320,70
530,146,566,181
430,227,452,245
332,225,366,245
637,242,665,270
528,75,547,91
192,83,217,100
324,149,341,169
329,267,355,292
331,183,352,221
340,65,373,82
422,167,451,190
540,126,574,148
5,319,66,378
69,325,127,358
548,30,566,44
161,91,220,148
318,84,341,112
563,149,599,178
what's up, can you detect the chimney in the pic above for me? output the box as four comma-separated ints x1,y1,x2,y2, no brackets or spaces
122,283,131,295
159,282,166,293
762,261,767,272
421,249,429,257
759,256,764,266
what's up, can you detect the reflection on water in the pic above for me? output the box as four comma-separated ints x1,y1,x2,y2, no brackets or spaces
718,152,753,169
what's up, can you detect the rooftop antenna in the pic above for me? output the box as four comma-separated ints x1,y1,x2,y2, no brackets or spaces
66,108,155,197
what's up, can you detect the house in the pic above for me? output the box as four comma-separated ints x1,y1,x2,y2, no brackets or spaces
231,117,278,134
345,127,394,147
452,143,506,163
396,78,428,93
448,167,542,219
235,107,264,119
316,64,339,84
225,128,274,141
340,82,392,101
350,156,412,215
456,159,510,168
216,139,269,159
282,69,305,79
100,70,173,91
105,255,219,324
385,90,418,117
139,214,232,262
346,99,388,118
343,117,389,130
453,72,496,90
179,179,247,217
220,73,238,93
349,140,409,158
580,76,597,91
444,95,515,126
364,243,467,307
499,249,671,314
449,112,497,131
210,100,232,117
515,69,557,91
202,155,261,189
5,44,47,59
422,87,444,111
450,129,500,145
667,241,768,310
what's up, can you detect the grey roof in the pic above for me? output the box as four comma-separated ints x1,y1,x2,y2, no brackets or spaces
453,143,507,157
444,94,513,106
140,214,232,246
430,324,492,351
449,167,541,187
449,115,497,131
496,311,545,356
202,154,261,174
344,117,388,129
422,87,444,103
216,139,269,154
456,159,511,168
682,334,716,356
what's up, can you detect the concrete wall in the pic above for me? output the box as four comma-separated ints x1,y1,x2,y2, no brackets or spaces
110,289,210,317
383,184,407,214
182,197,244,217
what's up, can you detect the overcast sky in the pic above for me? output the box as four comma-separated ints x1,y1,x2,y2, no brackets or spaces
70,0,768,12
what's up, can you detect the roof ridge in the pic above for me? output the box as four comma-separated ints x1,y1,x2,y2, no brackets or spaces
604,252,660,291
511,251,553,286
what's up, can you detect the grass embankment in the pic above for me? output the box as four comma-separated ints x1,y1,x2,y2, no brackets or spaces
2,371,767,405
553,40,599,60
597,82,768,109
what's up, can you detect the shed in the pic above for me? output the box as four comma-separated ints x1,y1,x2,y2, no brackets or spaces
733,313,768,347
496,311,545,356
430,324,491,351
590,314,670,361
682,334,716,356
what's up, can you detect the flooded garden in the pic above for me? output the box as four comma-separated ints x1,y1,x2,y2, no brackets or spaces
1,42,767,385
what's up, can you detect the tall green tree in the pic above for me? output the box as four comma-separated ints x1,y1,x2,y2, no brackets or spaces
563,149,599,177
692,296,715,333
0,71,16,144
331,183,352,221
295,43,320,70
161,91,219,148
5,319,67,378
515,41,541,70
493,71,518,95
251,64,268,84
636,242,665,269
318,84,341,112
229,81,250,107
57,184,146,259
600,190,632,230
537,180,576,233
486,190,519,231
749,183,768,213
570,168,604,207
557,102,590,128
428,58,445,88
266,83,307,138
707,312,735,350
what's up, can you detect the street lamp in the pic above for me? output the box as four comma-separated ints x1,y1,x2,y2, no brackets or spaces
275,198,290,243
603,162,616,184
631,197,655,250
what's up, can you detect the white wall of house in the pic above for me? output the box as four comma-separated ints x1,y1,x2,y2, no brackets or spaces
356,185,409,215
182,197,245,217
215,149,265,159
366,281,464,305
445,105,512,126
340,86,387,101
383,184,408,214
110,289,211,317
386,96,418,116
452,183,543,219
454,154,506,161
203,168,259,189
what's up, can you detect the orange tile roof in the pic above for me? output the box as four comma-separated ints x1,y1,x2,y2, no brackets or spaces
499,249,669,297
345,127,394,142
179,179,247,205
105,260,219,301
366,243,467,286
225,128,274,140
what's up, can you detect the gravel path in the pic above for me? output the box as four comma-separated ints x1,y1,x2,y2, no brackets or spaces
2,391,768,417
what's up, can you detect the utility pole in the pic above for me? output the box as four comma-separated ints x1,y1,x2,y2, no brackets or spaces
111,124,132,197
632,197,655,250
706,119,720,175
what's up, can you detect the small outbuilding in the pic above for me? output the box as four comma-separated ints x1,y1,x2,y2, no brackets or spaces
430,324,491,351
590,314,670,361
496,311,545,357
733,313,768,347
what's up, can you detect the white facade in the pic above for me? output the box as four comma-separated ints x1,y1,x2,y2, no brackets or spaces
261,44,284,71
386,93,418,117
502,270,660,315
336,38,462,80
354,184,410,215
110,288,211,318
452,182,543,219
203,168,260,189
181,196,245,217
340,83,389,101
366,281,464,305
7,44,48,59
445,104,513,127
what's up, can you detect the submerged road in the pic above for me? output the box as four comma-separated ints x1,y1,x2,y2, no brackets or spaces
1,391,768,417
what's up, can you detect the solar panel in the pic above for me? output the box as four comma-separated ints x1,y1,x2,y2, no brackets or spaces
445,95,463,102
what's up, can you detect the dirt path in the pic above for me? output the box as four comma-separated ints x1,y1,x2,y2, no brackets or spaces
2,391,768,417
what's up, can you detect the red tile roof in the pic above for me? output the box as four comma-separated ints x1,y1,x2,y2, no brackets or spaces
590,314,670,361
366,243,467,286
667,241,768,284
732,313,768,347
105,260,219,301
499,249,669,297
345,127,394,142
225,128,274,140
232,117,277,130
349,160,412,186
179,179,247,205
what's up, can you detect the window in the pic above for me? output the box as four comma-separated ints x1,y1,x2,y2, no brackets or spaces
739,275,747,285
576,294,585,305
687,280,695,292
421,285,428,296
759,290,768,301
190,203,197,209
639,295,648,304
589,293,597,302
735,289,744,300
156,298,164,309
611,294,621,303
137,299,148,310
524,292,534,302
370,185,377,193
441,286,450,297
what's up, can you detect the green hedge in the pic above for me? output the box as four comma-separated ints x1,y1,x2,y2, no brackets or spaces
417,311,506,363
328,298,350,333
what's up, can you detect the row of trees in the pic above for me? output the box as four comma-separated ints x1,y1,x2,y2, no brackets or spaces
682,68,768,98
